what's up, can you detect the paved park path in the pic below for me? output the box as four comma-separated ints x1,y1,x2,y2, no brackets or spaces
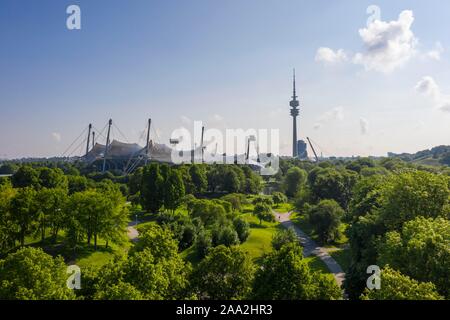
274,211,346,288
127,221,139,242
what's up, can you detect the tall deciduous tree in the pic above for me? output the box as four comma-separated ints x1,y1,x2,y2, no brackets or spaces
191,245,254,299
252,243,342,300
140,163,164,213
11,166,40,189
308,199,344,244
253,203,274,225
189,165,208,194
35,188,68,242
163,169,185,213
284,167,307,198
10,187,37,247
0,247,76,300
0,182,17,253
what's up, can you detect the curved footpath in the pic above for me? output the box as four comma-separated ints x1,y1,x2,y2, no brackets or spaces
127,221,139,242
274,211,346,288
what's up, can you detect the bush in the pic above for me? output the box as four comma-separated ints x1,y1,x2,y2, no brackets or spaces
212,224,240,247
233,217,250,243
272,192,287,205
272,227,298,250
195,230,213,258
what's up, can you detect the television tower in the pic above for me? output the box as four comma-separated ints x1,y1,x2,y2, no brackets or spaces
290,69,300,157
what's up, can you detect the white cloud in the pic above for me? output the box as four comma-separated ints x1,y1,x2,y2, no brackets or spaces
315,47,347,65
319,106,345,122
51,132,61,142
353,10,418,73
212,114,224,122
415,76,440,100
180,115,192,126
426,42,444,61
314,107,345,130
359,118,369,135
415,76,450,113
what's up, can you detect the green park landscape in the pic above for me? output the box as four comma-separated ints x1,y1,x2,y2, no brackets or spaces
0,156,449,300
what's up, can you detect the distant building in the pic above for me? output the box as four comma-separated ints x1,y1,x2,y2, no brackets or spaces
297,140,308,159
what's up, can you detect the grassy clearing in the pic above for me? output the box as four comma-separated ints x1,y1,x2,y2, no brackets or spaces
273,202,293,213
239,213,281,264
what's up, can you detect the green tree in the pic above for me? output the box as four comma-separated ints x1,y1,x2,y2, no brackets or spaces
67,175,89,194
377,216,450,298
253,203,274,225
361,266,443,300
190,199,227,226
195,229,213,258
189,165,208,194
140,163,164,213
222,167,241,193
308,199,344,244
11,166,40,189
131,224,180,261
272,192,288,205
191,245,255,299
378,170,449,230
10,187,37,246
241,166,262,194
233,217,250,243
0,247,76,300
38,167,68,189
95,248,191,300
221,193,243,212
284,167,307,198
252,243,341,300
212,224,240,247
272,227,298,251
69,188,127,250
163,168,185,213
309,167,358,209
0,182,17,253
35,188,68,242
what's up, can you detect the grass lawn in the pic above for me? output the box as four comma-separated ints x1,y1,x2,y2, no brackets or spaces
239,213,281,264
74,238,130,269
273,202,293,213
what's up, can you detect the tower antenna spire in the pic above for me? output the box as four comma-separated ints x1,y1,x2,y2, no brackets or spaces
290,69,300,158
293,68,297,99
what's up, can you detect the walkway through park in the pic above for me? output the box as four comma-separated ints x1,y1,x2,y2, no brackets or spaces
127,221,139,242
274,211,346,288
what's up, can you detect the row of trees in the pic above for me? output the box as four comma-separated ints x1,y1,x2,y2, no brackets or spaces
0,177,129,255
0,225,342,300
132,163,262,211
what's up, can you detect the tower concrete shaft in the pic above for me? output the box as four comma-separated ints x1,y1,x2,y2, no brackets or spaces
290,69,300,158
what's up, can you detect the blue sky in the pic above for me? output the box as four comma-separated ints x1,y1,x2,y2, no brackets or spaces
1,0,450,158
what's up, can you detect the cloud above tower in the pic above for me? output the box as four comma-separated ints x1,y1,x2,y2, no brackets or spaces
353,10,417,73
315,47,348,65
